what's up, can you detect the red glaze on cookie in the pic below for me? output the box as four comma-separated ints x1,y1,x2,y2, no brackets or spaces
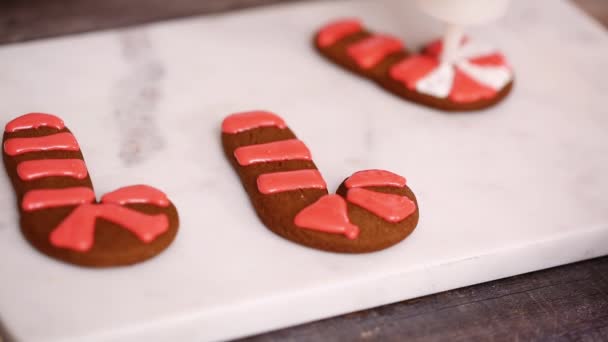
347,34,403,69
257,169,327,194
5,113,65,133
3,113,179,265
294,194,359,239
390,55,439,90
49,203,169,252
16,159,88,181
316,19,513,110
101,185,170,207
222,111,287,134
347,188,416,223
449,67,496,103
234,139,312,166
224,111,420,252
345,169,406,189
22,187,95,211
317,19,362,48
469,53,507,67
3,132,80,156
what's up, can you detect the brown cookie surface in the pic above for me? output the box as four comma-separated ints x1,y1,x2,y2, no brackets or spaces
314,19,514,112
2,113,179,267
222,110,419,253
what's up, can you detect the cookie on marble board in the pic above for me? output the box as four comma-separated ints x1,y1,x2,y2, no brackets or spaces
222,110,419,253
314,19,514,111
2,113,179,267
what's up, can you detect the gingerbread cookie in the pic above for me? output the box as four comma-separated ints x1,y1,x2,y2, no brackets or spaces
222,111,419,253
2,113,179,267
314,19,514,111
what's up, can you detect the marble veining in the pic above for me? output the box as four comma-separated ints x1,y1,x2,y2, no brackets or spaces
0,0,607,341
114,30,166,166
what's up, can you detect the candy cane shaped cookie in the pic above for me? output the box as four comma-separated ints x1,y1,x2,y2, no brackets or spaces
222,111,419,253
2,113,179,267
314,19,513,111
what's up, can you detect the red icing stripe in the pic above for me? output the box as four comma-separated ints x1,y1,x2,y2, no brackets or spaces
469,52,507,67
5,113,65,133
345,170,406,189
317,19,362,48
16,159,88,181
390,55,438,90
294,194,359,239
347,34,404,69
257,169,326,195
347,188,416,223
101,185,170,207
49,203,169,252
3,132,80,156
234,139,312,166
21,187,95,211
222,111,287,134
448,67,497,103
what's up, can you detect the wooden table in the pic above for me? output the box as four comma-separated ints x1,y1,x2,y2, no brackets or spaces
1,1,606,341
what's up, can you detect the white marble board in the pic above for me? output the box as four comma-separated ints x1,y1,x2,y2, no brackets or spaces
0,0,607,341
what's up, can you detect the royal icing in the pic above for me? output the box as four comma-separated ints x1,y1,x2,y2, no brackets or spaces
317,19,362,47
49,203,169,252
16,159,88,181
4,113,174,254
100,185,170,207
449,67,496,103
390,38,513,103
347,188,416,223
222,111,287,134
416,62,455,99
390,55,439,90
257,169,327,195
5,113,65,133
294,194,359,239
469,53,507,67
345,169,406,189
234,139,312,166
456,60,512,90
22,187,95,211
3,132,80,156
33,185,172,251
347,34,403,69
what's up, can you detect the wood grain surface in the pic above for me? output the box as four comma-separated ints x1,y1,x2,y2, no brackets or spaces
574,0,608,26
0,0,319,44
0,1,606,341
242,257,608,341
0,0,606,45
